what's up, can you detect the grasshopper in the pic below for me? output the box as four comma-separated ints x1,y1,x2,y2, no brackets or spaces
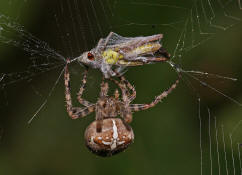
76,32,170,78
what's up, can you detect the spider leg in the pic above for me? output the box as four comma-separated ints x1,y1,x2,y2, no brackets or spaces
130,79,179,112
95,77,110,132
112,70,136,103
77,68,94,107
114,89,120,99
110,78,133,123
119,76,136,103
64,60,95,119
121,105,133,124
68,106,95,119
120,85,133,123
111,76,136,103
100,77,109,97
113,66,129,78
110,78,129,100
95,107,103,132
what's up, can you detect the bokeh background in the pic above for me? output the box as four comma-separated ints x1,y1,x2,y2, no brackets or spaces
0,0,242,175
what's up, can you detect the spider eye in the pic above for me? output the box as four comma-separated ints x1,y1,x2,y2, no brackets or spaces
87,52,95,61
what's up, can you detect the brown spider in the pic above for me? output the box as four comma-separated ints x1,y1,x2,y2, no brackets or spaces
64,60,179,156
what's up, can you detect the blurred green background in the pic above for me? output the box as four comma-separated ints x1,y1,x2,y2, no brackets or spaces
0,0,242,175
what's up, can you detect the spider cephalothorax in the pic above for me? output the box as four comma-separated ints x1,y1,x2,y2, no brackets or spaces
64,60,179,156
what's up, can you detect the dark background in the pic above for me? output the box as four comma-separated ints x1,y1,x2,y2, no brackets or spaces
0,0,242,175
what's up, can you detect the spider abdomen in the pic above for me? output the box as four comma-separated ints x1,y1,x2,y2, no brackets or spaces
84,118,134,157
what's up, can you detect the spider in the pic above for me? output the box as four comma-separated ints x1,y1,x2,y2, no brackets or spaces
64,59,179,156
75,32,170,78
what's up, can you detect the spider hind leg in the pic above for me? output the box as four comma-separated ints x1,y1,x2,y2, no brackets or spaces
130,79,179,112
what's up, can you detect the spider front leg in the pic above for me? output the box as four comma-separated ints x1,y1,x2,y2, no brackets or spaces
130,78,179,112
119,76,136,103
120,82,133,123
112,69,136,103
64,60,95,119
77,68,94,107
111,78,133,123
95,78,109,132
111,76,136,103
100,77,109,97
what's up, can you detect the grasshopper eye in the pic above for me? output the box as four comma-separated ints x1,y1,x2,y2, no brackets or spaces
87,52,95,61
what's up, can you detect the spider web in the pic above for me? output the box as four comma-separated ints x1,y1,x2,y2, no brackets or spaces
0,0,242,174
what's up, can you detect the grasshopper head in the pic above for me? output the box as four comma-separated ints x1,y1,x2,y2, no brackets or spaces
77,51,100,69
